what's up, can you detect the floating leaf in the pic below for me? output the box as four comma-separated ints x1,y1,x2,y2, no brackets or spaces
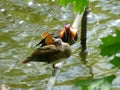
99,30,120,56
109,56,120,68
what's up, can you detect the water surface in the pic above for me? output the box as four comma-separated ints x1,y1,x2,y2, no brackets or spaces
0,0,120,90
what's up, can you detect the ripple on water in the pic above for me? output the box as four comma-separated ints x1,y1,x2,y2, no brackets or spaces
0,0,120,89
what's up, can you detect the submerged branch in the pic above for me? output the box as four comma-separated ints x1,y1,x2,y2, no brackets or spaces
45,62,64,90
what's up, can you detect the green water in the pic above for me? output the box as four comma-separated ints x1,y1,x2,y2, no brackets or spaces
0,0,120,90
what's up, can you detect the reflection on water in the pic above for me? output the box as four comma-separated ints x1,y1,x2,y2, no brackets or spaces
0,0,120,90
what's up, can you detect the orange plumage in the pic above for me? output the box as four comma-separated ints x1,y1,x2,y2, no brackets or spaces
36,24,78,47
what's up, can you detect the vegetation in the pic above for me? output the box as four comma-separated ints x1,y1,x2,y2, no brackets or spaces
75,29,120,90
55,0,120,90
57,0,89,13
99,29,120,69
76,75,115,90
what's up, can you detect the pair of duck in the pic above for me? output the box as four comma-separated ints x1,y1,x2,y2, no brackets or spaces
23,24,78,70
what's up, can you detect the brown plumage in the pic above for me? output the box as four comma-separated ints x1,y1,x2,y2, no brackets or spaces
36,24,78,47
23,38,71,64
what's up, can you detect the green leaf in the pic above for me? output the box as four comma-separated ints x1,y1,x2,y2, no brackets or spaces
109,56,120,68
100,75,115,90
75,75,116,90
76,78,93,87
74,0,88,13
104,75,116,84
58,0,73,6
99,30,120,56
82,86,88,90
88,79,103,90
58,0,89,13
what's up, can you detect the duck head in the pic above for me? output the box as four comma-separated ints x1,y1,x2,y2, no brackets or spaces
59,24,78,45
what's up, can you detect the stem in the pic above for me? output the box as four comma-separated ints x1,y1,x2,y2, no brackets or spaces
80,7,89,63
80,6,94,77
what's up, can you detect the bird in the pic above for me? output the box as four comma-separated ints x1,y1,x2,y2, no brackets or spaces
23,38,71,74
36,24,78,47
58,24,78,45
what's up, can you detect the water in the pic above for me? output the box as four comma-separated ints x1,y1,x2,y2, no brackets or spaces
0,0,120,90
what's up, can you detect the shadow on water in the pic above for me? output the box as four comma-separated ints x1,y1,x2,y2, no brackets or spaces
0,0,120,90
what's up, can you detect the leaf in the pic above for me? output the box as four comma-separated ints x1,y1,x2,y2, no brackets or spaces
75,75,116,90
100,75,115,90
75,78,96,87
58,0,89,13
104,75,116,84
88,79,103,90
109,56,120,68
74,0,88,13
58,0,73,6
99,30,120,56
82,86,88,90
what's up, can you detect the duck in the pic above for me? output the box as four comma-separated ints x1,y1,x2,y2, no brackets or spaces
36,24,78,47
23,38,71,73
